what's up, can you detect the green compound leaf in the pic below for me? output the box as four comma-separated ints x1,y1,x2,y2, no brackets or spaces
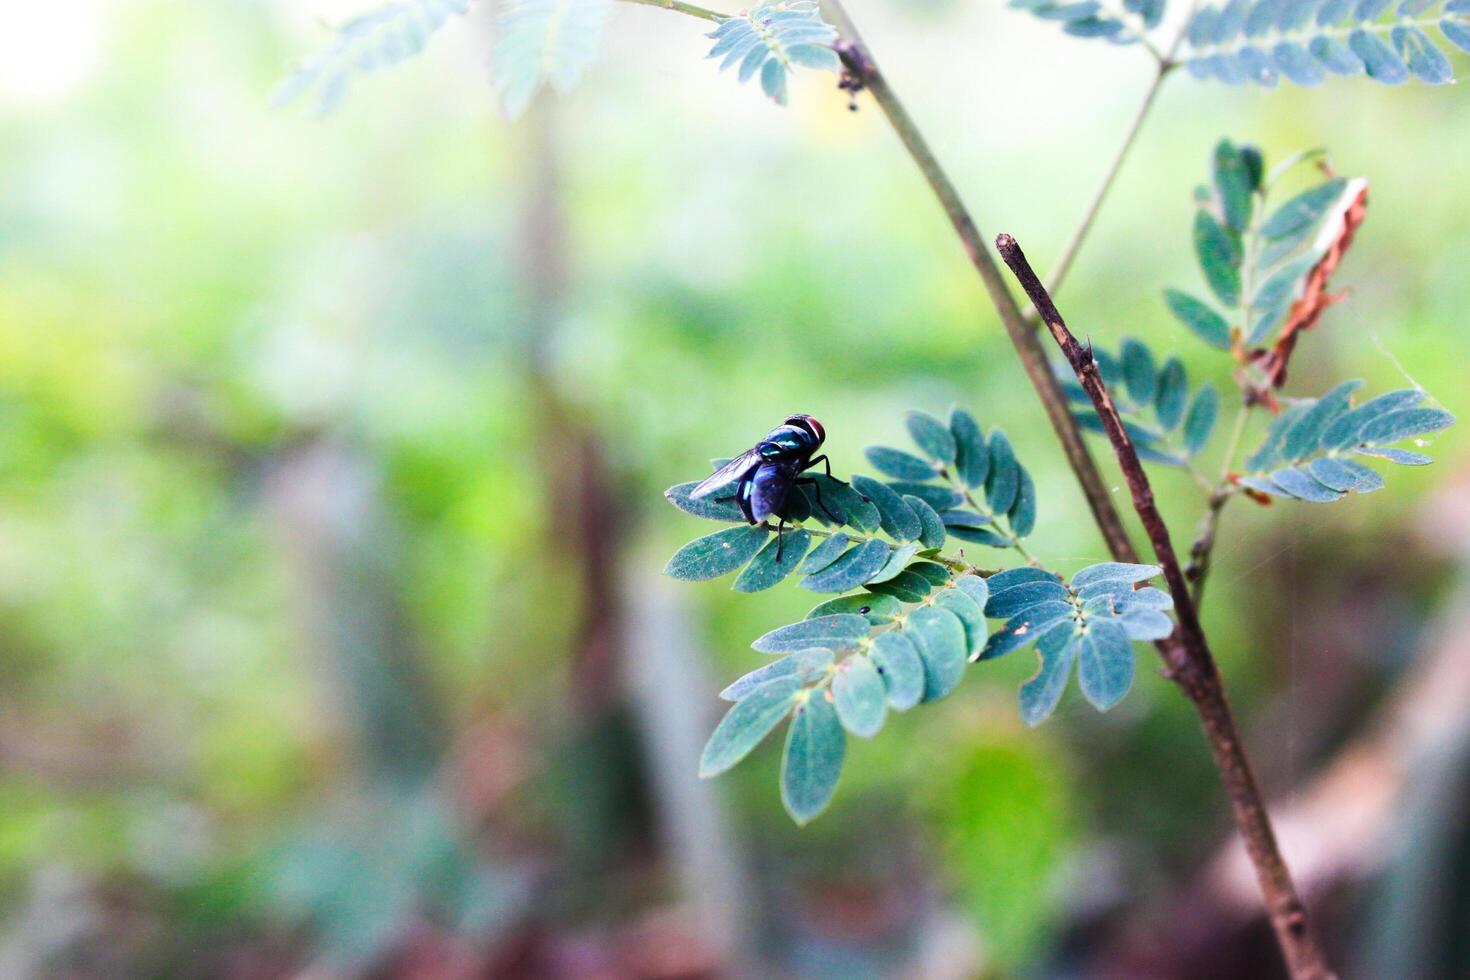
950,407,991,488
1321,389,1424,449
1155,358,1189,431
753,614,871,654
1009,0,1157,43
665,480,746,522
665,525,770,581
1072,562,1162,590
1394,24,1454,83
1010,467,1038,539
935,587,990,659
700,676,802,777
868,630,925,710
706,1,840,107
987,567,1058,590
907,606,969,702
904,495,948,550
981,601,1076,661
1121,337,1158,406
908,561,953,587
1240,385,1454,501
1261,177,1350,240
1213,138,1256,232
720,648,832,701
273,0,472,116
806,592,903,624
800,532,850,573
1269,467,1345,502
495,0,613,117
1283,379,1362,460
1350,27,1409,83
831,655,888,738
865,570,932,602
781,691,846,824
906,410,959,463
1019,624,1079,726
864,446,938,481
888,482,964,511
1194,209,1242,306
1307,456,1384,493
868,543,921,585
1181,2,1465,89
953,573,990,611
1358,407,1455,445
986,579,1071,618
1182,384,1221,456
733,530,813,592
852,476,922,542
1355,447,1432,465
1164,289,1233,350
800,538,893,593
1076,620,1135,710
985,430,1021,514
807,474,882,533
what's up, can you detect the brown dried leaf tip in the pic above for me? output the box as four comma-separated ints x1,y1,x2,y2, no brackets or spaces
1249,180,1370,397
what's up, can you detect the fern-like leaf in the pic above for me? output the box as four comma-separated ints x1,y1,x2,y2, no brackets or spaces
705,1,840,106
1009,0,1168,45
495,0,614,118
273,0,471,115
1182,0,1466,86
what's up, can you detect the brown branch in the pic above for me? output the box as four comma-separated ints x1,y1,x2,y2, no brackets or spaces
823,3,1139,567
996,233,1334,980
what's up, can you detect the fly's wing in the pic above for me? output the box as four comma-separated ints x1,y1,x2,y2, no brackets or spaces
689,448,763,499
749,461,798,523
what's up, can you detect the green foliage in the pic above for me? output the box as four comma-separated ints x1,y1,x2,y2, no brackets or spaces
1063,340,1221,468
868,408,1042,548
1009,0,1166,43
981,563,1174,724
1181,0,1468,87
272,0,471,115
495,0,615,117
1237,382,1455,500
918,741,1075,970
704,1,840,106
1163,141,1365,353
666,409,1181,822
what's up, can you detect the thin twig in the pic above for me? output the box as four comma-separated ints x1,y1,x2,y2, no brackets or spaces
1187,401,1251,604
1031,61,1173,314
1026,1,1197,316
617,0,727,22
997,232,1334,980
822,0,1140,567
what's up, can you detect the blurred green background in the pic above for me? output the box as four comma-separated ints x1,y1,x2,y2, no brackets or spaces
2,1,1468,977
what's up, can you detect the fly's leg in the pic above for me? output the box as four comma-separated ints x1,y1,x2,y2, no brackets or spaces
795,476,842,525
774,518,787,563
803,454,841,481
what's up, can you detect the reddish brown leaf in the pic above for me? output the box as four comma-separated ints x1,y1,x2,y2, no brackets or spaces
1250,181,1369,393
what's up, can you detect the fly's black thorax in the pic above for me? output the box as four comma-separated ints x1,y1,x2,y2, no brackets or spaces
757,424,820,462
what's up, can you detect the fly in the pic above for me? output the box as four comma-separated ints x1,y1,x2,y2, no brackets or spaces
689,414,847,561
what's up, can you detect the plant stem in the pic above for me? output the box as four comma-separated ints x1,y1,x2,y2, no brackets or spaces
997,233,1333,980
776,521,994,578
950,479,1042,567
1031,60,1173,313
625,0,1138,562
1027,1,1199,316
822,0,1141,568
617,0,727,24
1187,401,1251,604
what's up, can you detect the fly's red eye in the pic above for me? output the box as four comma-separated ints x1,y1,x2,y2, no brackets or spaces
786,414,824,443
